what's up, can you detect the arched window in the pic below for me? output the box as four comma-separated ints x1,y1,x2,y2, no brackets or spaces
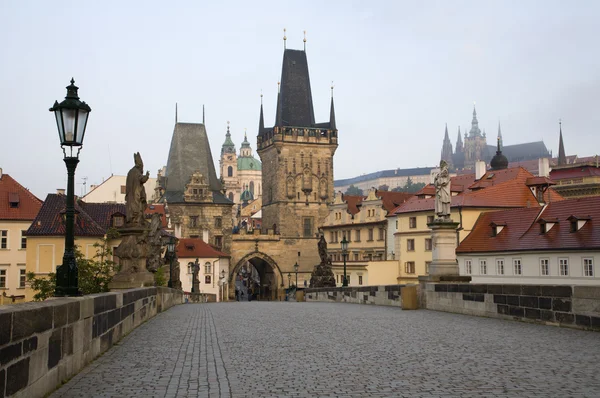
228,192,234,202
227,166,233,177
249,181,254,195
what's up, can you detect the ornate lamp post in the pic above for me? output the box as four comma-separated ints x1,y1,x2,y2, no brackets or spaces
341,236,349,287
51,79,91,297
166,236,176,288
293,261,299,289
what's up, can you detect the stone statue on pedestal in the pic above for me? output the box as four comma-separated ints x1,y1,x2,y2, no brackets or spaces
434,160,451,220
109,152,155,290
309,235,336,288
192,258,200,293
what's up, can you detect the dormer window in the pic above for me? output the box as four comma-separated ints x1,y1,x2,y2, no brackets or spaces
490,222,506,237
567,215,591,233
9,192,19,208
537,218,559,234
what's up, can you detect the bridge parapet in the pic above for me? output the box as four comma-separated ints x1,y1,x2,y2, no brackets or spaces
0,287,183,398
305,285,406,307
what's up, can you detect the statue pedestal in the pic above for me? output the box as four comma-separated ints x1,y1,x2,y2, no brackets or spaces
427,219,461,277
109,226,155,291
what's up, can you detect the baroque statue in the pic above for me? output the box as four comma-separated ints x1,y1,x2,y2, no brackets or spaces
126,152,150,227
434,160,451,220
309,234,336,288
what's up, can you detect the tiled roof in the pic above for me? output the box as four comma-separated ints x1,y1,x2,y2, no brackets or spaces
416,173,477,197
376,191,413,214
145,204,168,228
457,196,600,253
176,238,229,258
78,202,126,230
343,195,364,216
0,174,43,221
550,165,600,180
26,194,106,237
393,167,563,215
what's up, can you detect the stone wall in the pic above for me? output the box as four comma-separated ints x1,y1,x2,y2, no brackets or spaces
305,285,405,307
423,283,600,331
0,287,183,398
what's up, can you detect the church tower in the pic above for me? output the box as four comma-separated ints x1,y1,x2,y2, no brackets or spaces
440,124,453,168
220,122,239,203
257,46,338,238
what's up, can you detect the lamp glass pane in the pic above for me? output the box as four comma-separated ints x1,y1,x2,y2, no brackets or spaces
54,111,64,143
341,240,348,251
75,110,88,145
62,109,76,144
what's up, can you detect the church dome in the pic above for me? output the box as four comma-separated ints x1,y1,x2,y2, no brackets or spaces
240,188,254,202
490,138,508,170
237,157,262,171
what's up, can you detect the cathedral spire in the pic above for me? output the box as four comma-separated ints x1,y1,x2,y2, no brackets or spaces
329,82,336,130
258,92,265,134
469,103,481,137
175,103,178,123
441,123,453,167
497,121,503,149
456,126,463,153
558,119,567,166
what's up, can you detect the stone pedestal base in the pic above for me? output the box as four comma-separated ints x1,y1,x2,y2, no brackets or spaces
109,226,155,291
109,269,155,290
428,219,460,277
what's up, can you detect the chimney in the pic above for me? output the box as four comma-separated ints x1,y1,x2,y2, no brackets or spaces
475,161,486,180
538,158,550,177
0,168,3,179
57,189,65,195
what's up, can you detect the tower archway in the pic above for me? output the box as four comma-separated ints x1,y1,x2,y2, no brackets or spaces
228,251,283,301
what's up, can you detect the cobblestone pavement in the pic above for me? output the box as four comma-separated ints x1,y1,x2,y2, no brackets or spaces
51,302,600,398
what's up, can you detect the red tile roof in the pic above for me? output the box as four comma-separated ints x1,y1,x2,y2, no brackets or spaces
415,173,478,197
393,167,563,215
343,195,364,216
0,174,43,221
457,196,600,253
176,238,229,258
550,165,600,180
376,191,413,214
146,204,168,228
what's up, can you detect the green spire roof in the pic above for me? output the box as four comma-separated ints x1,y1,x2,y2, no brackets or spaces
221,123,236,155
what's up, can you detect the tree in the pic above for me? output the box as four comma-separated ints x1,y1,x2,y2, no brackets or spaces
27,228,121,301
345,184,364,196
378,184,389,191
391,177,426,193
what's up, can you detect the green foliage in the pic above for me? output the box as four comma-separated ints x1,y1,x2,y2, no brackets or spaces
154,267,167,287
27,228,121,300
26,271,56,301
344,184,364,196
391,177,426,193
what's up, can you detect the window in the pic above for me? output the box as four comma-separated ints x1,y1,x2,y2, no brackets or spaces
190,216,198,228
334,231,338,243
355,230,361,242
465,260,472,275
205,275,211,284
0,269,6,288
425,261,431,274
205,262,211,274
21,231,27,249
346,275,350,284
188,262,194,274
570,220,577,233
378,228,384,241
496,259,505,275
540,259,549,276
480,260,487,275
513,259,522,275
19,268,26,288
250,181,255,195
358,275,363,285
559,258,569,276
329,231,334,243
424,238,432,251
368,228,374,241
214,236,222,248
227,166,233,177
303,217,313,237
113,215,124,227
346,230,352,243
215,217,222,228
353,253,359,261
120,185,126,194
405,262,415,274
427,215,434,224
228,192,234,201
409,217,417,229
395,220,398,229
1,231,7,249
407,239,415,251
583,258,594,277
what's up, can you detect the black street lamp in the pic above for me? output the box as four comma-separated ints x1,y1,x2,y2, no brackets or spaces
166,236,176,288
287,273,291,289
293,261,299,289
341,236,349,287
51,78,91,297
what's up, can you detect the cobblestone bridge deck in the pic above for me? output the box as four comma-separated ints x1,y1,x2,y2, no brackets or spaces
50,302,600,398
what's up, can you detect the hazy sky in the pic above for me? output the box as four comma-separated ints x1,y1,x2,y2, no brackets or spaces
1,1,599,199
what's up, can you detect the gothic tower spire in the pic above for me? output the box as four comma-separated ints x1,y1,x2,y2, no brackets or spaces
456,126,463,153
441,124,453,167
497,121,503,149
258,92,265,134
329,82,336,131
558,120,567,166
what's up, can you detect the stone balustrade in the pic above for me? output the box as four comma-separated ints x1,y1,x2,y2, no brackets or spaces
305,285,405,307
0,287,183,398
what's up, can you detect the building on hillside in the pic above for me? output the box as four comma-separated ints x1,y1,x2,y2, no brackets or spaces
0,170,42,303
457,196,600,285
239,197,262,231
388,162,563,284
219,124,262,205
176,238,229,301
442,106,551,170
334,167,436,194
227,41,339,300
550,159,600,198
320,189,412,286
157,121,234,253
83,175,157,204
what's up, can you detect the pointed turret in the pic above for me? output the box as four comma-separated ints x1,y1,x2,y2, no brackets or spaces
258,94,265,135
221,121,236,155
469,104,482,137
558,120,567,166
441,124,453,167
274,49,315,127
456,127,463,153
329,86,336,131
490,136,508,170
497,121,503,149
